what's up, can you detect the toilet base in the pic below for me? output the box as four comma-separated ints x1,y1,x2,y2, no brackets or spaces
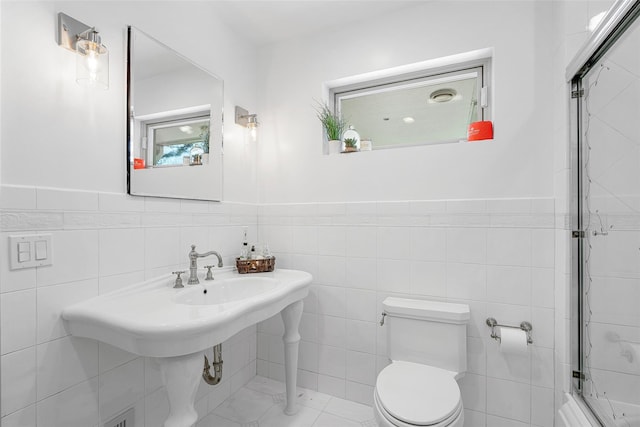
373,388,464,427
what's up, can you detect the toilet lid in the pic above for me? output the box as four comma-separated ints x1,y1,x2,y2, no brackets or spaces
376,361,461,426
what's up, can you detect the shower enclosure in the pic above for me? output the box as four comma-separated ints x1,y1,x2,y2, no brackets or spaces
570,0,640,425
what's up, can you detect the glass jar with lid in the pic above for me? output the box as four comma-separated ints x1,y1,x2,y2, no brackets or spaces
342,125,361,152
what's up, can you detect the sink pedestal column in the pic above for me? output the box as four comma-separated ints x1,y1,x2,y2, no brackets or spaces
157,351,204,427
281,300,304,415
155,300,304,426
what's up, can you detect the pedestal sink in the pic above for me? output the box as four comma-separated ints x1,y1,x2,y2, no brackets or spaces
62,268,312,427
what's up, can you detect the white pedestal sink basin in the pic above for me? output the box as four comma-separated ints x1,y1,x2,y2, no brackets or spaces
175,276,280,306
62,268,312,427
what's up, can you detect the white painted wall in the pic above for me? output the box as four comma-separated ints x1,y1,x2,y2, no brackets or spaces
135,67,218,118
0,0,259,203
256,1,555,203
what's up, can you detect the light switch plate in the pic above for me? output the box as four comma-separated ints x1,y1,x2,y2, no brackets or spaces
9,234,53,270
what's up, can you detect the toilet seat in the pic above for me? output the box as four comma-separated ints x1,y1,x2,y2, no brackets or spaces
375,390,463,427
375,361,463,426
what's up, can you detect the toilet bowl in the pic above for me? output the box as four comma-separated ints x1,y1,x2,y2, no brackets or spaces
374,298,470,427
373,361,464,427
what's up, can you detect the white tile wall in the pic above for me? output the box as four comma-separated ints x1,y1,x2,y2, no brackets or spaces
36,279,98,344
460,373,487,413
487,377,531,423
1,289,36,354
99,228,145,276
0,185,258,426
486,265,531,306
1,347,37,416
36,230,99,288
36,378,100,427
99,358,145,422
0,404,36,427
257,197,556,425
464,408,487,427
1,191,559,426
531,385,555,427
317,374,346,398
35,336,99,400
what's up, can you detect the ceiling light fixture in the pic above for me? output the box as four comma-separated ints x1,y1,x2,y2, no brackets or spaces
429,88,457,103
403,117,415,124
57,12,109,89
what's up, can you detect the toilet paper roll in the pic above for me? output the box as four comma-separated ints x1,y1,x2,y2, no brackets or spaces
499,327,528,354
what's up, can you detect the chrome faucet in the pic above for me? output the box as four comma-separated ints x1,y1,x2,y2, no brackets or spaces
188,245,223,285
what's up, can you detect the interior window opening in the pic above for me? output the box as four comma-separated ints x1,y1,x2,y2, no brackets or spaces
330,57,491,150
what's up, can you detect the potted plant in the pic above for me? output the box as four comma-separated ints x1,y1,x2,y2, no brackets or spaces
343,137,359,153
315,102,346,154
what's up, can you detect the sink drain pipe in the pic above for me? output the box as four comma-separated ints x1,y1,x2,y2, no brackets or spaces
203,343,223,385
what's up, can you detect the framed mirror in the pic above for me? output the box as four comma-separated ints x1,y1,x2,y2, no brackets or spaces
127,26,223,201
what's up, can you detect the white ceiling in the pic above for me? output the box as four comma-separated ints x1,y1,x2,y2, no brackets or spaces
209,1,422,46
341,76,478,147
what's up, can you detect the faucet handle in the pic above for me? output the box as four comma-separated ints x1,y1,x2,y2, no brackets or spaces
204,265,215,281
172,270,186,288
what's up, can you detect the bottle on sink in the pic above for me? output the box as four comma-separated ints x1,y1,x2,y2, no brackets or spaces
249,244,267,260
239,229,249,259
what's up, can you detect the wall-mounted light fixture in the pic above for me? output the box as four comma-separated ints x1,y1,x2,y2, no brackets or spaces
235,106,259,141
57,12,109,89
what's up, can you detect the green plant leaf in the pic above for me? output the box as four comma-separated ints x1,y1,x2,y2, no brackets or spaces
314,101,346,141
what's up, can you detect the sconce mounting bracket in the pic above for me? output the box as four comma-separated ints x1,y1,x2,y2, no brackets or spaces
57,12,92,51
235,106,250,127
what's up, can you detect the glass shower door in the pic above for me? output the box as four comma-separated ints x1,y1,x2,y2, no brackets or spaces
577,11,640,425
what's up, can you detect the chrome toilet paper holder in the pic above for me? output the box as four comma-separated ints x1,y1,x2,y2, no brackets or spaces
486,317,533,344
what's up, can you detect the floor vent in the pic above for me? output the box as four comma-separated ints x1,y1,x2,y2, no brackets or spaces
105,408,134,427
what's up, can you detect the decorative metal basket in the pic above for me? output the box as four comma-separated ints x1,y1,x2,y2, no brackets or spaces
235,256,276,274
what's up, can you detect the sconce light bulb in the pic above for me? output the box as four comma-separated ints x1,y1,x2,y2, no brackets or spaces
87,50,98,71
86,50,100,82
250,127,257,142
75,33,109,89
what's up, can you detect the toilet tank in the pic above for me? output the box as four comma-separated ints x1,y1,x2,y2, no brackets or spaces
383,297,470,374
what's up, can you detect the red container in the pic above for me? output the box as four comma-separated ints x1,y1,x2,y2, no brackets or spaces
467,121,493,141
133,158,145,169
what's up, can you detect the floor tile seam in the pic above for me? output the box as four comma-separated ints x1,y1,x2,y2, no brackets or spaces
213,401,277,426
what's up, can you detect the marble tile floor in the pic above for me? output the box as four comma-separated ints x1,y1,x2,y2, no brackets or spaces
198,376,379,427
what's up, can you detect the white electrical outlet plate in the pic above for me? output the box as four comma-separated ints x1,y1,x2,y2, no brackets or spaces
9,234,53,270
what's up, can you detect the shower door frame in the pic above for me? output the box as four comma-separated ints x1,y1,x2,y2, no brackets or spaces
568,0,640,425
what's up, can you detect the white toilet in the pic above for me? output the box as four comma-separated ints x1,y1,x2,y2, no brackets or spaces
374,297,470,427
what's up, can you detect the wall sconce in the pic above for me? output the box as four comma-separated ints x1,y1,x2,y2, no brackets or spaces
57,12,109,89
235,106,259,141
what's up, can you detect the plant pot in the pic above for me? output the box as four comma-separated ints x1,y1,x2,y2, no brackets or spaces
342,146,359,153
328,140,342,155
